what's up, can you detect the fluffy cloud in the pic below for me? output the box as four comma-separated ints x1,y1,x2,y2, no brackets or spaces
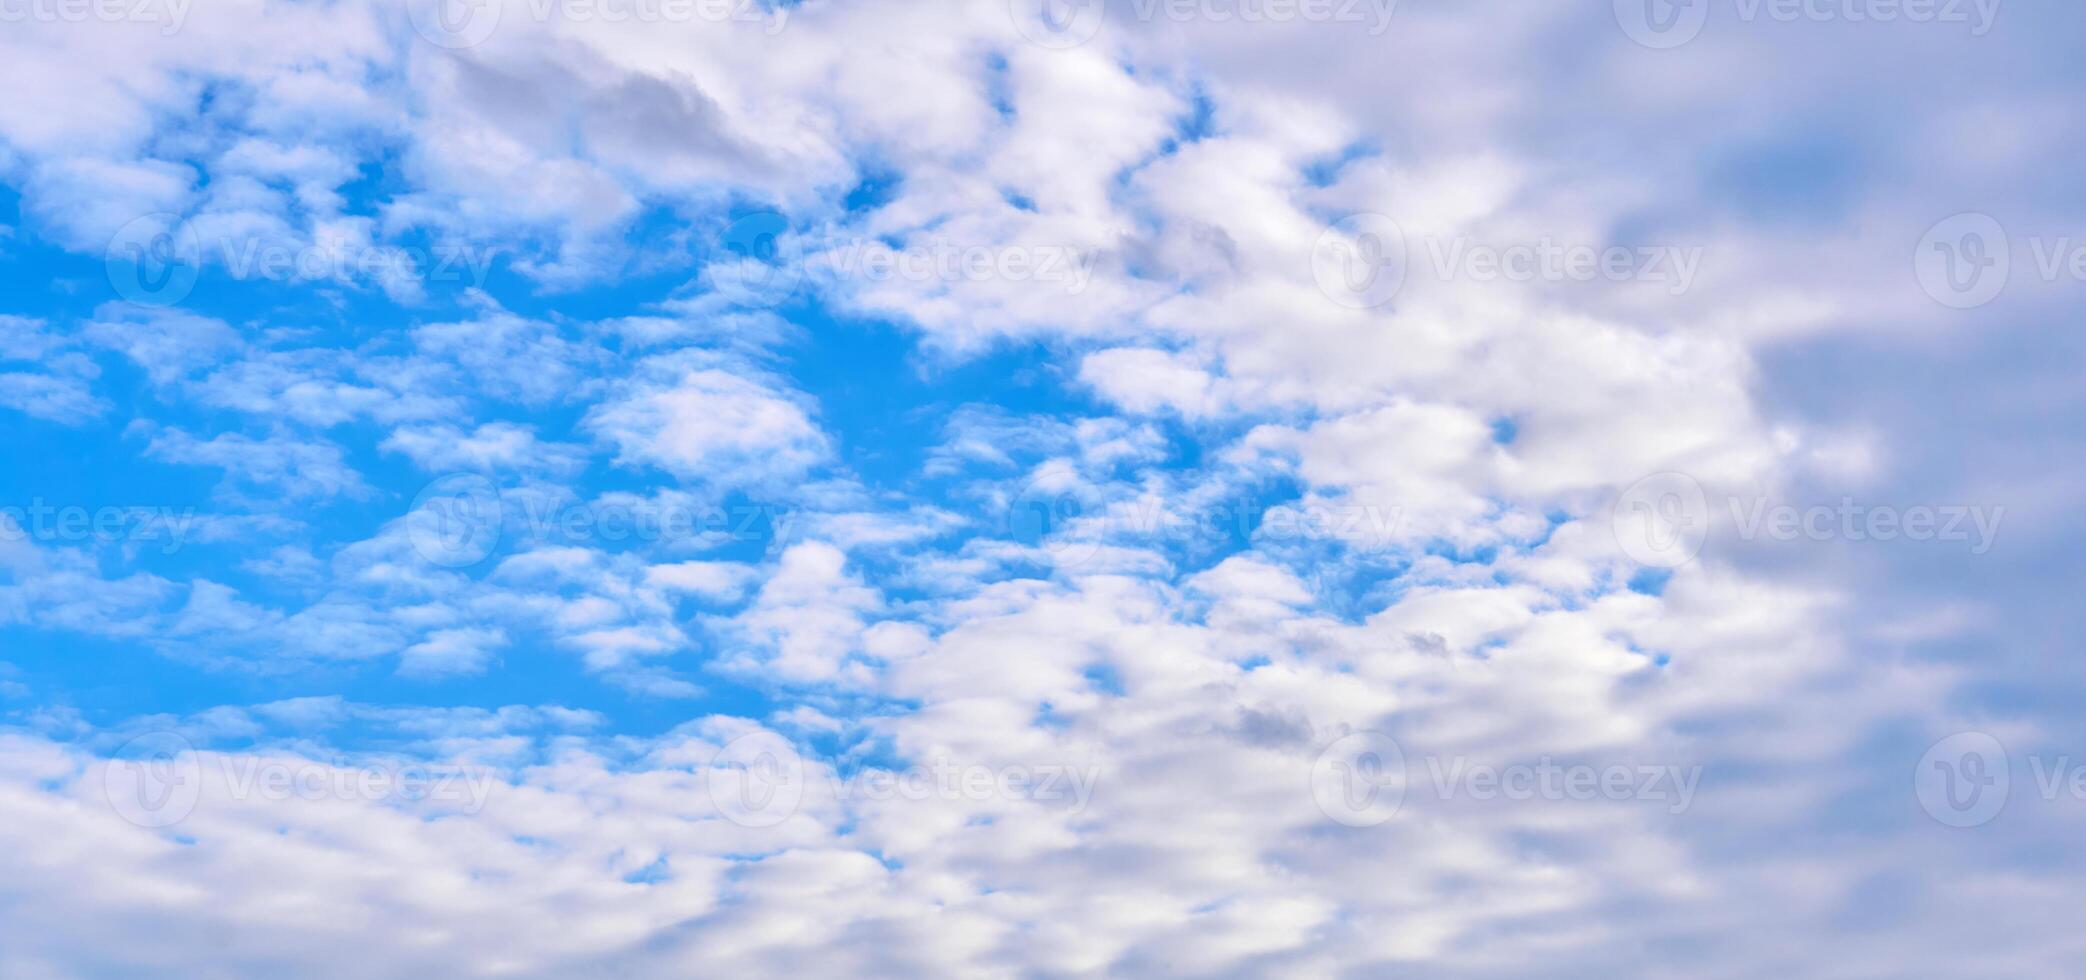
587,355,830,486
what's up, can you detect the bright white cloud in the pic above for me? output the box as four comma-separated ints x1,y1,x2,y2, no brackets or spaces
587,356,830,486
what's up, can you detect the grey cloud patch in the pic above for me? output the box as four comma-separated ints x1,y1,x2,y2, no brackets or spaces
581,71,768,180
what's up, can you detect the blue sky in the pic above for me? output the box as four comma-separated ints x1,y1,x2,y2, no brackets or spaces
2,0,2084,975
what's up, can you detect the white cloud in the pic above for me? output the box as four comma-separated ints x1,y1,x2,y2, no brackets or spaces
399,626,508,677
720,542,880,683
382,421,586,474
143,428,369,502
0,368,103,423
645,560,758,601
587,355,829,486
1080,347,1226,418
83,306,243,385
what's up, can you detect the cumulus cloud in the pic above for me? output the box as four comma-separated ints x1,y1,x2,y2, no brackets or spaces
587,355,830,487
718,541,880,684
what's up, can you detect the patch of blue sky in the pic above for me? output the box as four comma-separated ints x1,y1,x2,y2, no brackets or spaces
1301,140,1378,189
5,138,1619,768
1627,566,1674,597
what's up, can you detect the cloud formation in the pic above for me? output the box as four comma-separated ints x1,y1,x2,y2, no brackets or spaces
0,0,2081,976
